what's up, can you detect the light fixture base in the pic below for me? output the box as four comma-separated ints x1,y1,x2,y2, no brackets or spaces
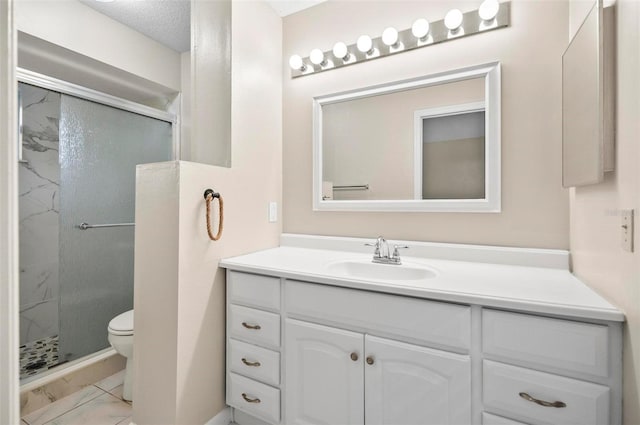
290,1,510,78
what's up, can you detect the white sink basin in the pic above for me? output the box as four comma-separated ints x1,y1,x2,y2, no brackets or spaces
326,260,437,282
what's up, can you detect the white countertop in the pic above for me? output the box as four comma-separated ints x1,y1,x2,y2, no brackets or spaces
220,235,624,322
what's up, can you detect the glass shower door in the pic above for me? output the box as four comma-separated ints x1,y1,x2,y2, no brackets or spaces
58,95,172,363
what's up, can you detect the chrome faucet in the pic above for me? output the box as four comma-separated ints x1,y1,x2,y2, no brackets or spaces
365,236,409,265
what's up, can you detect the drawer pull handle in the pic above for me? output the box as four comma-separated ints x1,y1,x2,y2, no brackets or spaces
241,358,261,367
242,322,261,330
519,392,566,408
242,393,261,404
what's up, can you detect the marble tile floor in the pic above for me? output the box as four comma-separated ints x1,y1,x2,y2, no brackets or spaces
21,370,131,425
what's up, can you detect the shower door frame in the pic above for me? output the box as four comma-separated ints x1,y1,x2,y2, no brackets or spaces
17,68,180,160
0,1,19,423
16,68,179,388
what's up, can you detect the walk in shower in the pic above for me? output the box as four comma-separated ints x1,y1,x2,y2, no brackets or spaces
18,73,175,380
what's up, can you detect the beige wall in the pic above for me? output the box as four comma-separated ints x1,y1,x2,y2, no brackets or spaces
181,51,192,159
323,78,484,200
14,0,181,91
283,0,570,249
569,1,640,424
133,2,282,424
190,0,232,166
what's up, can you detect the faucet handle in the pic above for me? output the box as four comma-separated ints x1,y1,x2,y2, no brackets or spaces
365,241,380,256
365,236,385,247
392,245,409,259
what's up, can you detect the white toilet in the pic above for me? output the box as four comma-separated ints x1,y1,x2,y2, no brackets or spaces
107,309,134,401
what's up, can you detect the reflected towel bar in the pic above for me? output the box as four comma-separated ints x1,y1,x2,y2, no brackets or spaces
333,184,369,191
78,222,135,230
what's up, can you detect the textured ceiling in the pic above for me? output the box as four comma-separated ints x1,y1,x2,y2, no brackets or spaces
80,0,191,53
80,0,327,54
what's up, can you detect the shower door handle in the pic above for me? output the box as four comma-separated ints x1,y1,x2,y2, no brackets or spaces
17,90,26,163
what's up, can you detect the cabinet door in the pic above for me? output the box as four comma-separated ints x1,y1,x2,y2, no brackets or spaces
285,319,364,425
365,335,471,425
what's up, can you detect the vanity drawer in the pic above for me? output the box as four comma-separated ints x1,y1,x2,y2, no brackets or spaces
482,412,529,425
229,372,280,424
482,309,609,377
483,360,610,425
229,271,281,311
229,305,281,349
230,339,280,386
285,280,470,351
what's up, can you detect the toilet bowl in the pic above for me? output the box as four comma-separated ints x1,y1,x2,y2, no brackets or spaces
107,309,134,401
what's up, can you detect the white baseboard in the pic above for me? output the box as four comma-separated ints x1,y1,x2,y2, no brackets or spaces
129,406,231,425
205,406,232,425
231,409,271,425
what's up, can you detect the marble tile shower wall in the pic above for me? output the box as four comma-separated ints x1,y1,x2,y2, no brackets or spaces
19,83,61,346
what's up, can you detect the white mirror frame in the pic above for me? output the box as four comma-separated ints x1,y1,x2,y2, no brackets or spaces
312,61,501,213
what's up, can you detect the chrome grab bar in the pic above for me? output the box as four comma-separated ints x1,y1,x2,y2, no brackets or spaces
78,222,135,230
333,184,369,191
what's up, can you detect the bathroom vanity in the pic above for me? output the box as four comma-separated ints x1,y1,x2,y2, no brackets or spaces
221,235,623,425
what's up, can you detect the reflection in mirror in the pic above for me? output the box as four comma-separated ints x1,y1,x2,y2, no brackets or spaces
416,102,485,200
314,62,500,212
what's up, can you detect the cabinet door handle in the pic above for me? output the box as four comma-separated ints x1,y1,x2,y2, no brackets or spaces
366,356,375,365
242,322,261,330
350,352,359,361
242,393,261,404
519,392,566,408
241,358,261,367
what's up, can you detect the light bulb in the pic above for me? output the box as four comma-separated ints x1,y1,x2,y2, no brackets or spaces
357,35,373,54
309,48,325,66
479,0,500,21
332,42,350,60
289,54,305,71
444,9,464,31
411,18,430,39
381,27,399,47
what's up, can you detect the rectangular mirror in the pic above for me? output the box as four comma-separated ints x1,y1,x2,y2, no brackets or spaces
313,62,501,212
562,0,615,187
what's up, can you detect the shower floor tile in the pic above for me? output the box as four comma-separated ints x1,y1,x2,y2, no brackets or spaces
22,371,131,425
19,335,59,379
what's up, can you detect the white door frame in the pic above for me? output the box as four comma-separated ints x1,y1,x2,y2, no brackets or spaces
0,0,20,423
413,101,486,200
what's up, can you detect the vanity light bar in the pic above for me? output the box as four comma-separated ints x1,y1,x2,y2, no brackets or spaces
289,1,510,78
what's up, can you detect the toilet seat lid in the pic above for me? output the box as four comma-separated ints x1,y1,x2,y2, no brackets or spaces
108,309,133,334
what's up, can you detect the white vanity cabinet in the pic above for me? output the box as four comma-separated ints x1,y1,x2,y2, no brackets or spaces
364,335,470,425
224,269,622,425
481,310,617,425
226,272,282,424
285,319,471,425
285,319,365,425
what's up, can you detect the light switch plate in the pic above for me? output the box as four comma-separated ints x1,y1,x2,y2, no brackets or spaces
622,209,634,252
269,202,278,223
